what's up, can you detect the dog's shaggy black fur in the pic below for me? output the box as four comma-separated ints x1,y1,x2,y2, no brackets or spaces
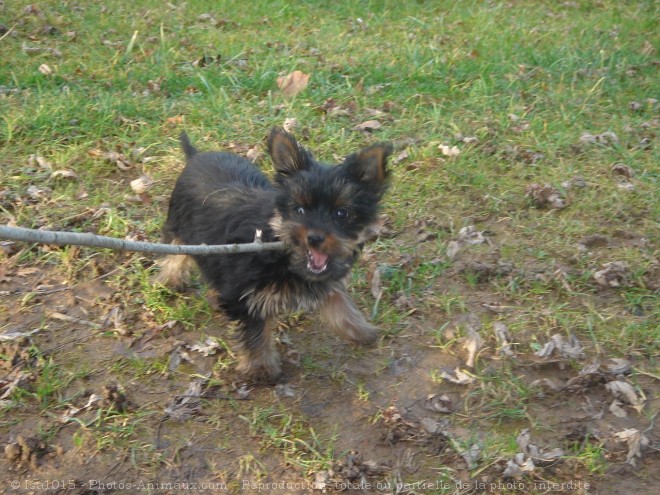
158,128,391,380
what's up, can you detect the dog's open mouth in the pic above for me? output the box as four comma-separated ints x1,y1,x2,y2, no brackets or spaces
306,248,329,274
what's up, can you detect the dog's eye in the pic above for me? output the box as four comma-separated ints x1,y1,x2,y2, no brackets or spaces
334,207,349,219
295,206,306,215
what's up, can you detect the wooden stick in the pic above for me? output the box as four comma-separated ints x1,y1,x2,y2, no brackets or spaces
0,225,286,255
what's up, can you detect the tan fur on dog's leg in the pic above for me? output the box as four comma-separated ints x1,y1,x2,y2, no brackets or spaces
319,289,379,344
235,319,281,380
155,254,195,289
154,238,196,289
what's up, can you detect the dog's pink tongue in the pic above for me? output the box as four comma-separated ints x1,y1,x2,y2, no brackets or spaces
309,249,328,269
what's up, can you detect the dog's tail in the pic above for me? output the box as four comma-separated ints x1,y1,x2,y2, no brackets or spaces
179,132,197,159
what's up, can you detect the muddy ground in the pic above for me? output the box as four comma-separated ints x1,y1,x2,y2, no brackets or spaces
1,227,658,495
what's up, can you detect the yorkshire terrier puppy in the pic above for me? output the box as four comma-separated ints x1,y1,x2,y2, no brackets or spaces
158,128,391,380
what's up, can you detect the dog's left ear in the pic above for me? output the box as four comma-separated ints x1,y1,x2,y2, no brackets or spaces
267,127,312,176
345,143,392,186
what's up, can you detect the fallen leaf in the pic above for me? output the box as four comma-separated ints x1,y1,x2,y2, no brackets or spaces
26,185,51,200
616,181,635,192
611,163,634,178
245,146,262,163
461,444,481,469
28,155,53,170
526,183,567,209
189,337,223,356
168,346,193,372
457,225,486,245
463,315,482,368
0,373,34,401
424,394,453,413
529,378,562,391
274,383,298,398
438,144,460,157
129,175,153,194
282,117,298,133
276,70,310,98
392,149,409,164
369,266,383,301
446,240,461,260
440,367,475,385
605,380,644,413
606,358,632,375
197,13,214,22
534,333,584,360
419,417,448,435
493,322,514,356
50,169,78,180
593,261,629,287
503,453,535,479
164,377,208,421
352,120,381,132
38,63,54,76
561,176,587,189
579,131,619,146
614,429,650,466
166,115,185,125
609,400,628,418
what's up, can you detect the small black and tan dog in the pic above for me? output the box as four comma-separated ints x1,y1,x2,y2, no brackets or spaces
158,128,391,380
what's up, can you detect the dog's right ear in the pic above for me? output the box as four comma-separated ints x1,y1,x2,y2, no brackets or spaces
267,128,311,175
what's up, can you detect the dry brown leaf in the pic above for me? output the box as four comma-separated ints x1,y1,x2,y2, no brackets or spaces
606,358,632,375
593,261,629,287
164,377,207,421
424,394,453,413
463,315,482,368
352,120,381,132
369,265,383,302
579,131,619,146
609,400,628,418
438,144,460,157
457,225,486,245
614,429,650,466
392,149,409,164
605,380,644,413
245,146,262,163
130,175,153,194
534,333,584,360
28,154,53,170
493,322,514,356
282,117,298,133
26,185,51,200
50,169,78,180
38,63,54,76
166,115,185,125
276,70,310,98
611,163,634,178
529,378,562,391
440,367,475,385
526,183,567,209
446,240,461,260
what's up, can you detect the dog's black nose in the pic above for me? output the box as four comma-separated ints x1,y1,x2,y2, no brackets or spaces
307,232,325,247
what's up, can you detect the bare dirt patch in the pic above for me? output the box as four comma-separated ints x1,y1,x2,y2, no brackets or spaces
1,234,658,494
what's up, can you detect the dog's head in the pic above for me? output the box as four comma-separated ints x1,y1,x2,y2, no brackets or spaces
267,128,391,282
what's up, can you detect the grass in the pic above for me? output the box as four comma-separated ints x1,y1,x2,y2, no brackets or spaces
0,0,658,491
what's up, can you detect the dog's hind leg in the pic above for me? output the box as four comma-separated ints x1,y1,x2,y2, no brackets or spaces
154,238,196,289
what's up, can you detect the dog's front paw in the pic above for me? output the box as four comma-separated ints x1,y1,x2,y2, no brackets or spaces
342,320,379,345
236,349,282,383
